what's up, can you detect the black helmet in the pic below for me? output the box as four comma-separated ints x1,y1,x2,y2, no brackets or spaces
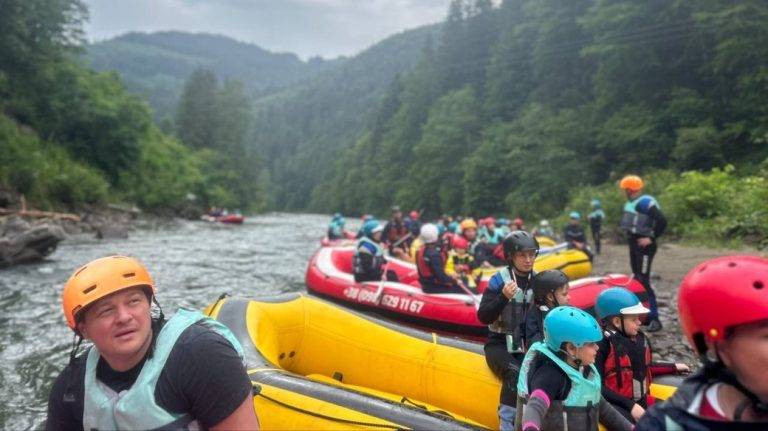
533,270,569,305
502,230,540,260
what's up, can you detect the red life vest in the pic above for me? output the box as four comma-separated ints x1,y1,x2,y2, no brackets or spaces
416,245,433,279
603,331,654,404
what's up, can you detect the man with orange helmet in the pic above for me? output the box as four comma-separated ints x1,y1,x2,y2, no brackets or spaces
46,256,259,430
618,175,667,332
637,255,768,429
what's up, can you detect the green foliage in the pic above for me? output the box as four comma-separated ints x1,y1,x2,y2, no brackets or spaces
0,115,108,209
0,1,261,214
174,70,267,211
660,166,768,247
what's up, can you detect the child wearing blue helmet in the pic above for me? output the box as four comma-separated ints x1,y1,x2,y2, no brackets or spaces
594,288,689,423
353,219,386,282
516,306,632,431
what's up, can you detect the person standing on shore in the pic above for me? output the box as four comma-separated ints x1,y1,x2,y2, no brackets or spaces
618,175,667,332
588,199,605,255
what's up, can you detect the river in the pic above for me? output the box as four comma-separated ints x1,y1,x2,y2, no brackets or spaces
0,213,334,430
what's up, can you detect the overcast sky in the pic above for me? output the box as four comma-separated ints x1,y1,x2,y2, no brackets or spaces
83,0,452,59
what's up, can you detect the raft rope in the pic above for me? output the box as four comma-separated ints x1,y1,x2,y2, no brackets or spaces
252,383,405,430
399,396,455,419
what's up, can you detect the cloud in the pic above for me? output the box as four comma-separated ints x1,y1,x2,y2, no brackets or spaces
83,0,450,59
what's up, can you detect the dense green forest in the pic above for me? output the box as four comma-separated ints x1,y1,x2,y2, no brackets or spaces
2,0,767,245
0,0,265,213
298,0,765,245
86,32,340,124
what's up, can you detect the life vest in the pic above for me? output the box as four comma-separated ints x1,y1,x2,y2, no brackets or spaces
416,244,434,279
353,237,384,279
603,330,653,404
83,309,244,431
480,229,504,246
416,244,449,286
619,195,658,237
488,267,534,353
516,342,602,431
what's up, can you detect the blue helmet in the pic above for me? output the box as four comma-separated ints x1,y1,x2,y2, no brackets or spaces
362,219,383,238
591,199,601,209
333,212,342,220
437,223,446,235
569,211,581,220
594,287,650,320
544,306,602,351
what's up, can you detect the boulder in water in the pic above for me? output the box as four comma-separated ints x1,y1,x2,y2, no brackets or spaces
0,217,66,268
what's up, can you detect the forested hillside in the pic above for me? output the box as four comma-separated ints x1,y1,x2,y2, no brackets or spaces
0,0,266,213
249,25,440,209
299,0,768,239
86,31,340,123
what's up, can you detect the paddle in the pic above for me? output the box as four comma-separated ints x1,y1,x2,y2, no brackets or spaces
455,278,480,306
373,261,391,305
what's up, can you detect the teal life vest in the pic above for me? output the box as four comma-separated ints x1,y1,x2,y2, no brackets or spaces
588,209,605,222
82,309,244,431
515,341,602,431
620,195,659,237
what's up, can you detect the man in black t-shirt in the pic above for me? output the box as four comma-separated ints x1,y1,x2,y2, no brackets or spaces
46,255,259,430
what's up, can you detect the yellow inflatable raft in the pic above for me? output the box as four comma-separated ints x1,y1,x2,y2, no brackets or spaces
205,294,677,430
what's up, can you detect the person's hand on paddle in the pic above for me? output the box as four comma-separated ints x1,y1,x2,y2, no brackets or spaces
502,280,518,299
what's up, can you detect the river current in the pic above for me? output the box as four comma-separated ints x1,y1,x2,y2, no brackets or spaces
0,213,333,429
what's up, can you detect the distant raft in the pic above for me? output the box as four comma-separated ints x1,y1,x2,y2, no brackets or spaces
205,294,680,430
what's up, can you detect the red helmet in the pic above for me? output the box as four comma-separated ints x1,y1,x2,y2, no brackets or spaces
452,235,469,250
409,210,419,220
678,255,768,355
485,217,496,227
513,217,524,227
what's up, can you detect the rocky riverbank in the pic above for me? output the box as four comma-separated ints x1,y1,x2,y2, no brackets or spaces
592,242,758,368
0,203,178,268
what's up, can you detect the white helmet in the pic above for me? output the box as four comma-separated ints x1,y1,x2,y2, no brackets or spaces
420,223,439,243
540,219,550,227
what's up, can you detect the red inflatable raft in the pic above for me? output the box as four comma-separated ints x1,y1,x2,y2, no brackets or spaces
305,247,648,338
320,230,357,247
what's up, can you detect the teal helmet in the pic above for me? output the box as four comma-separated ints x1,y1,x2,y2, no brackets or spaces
544,306,602,351
594,287,650,320
437,223,447,235
591,199,601,209
569,211,581,220
362,219,383,238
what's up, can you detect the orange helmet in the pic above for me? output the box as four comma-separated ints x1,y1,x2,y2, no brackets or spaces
460,218,478,231
619,175,644,191
62,256,155,330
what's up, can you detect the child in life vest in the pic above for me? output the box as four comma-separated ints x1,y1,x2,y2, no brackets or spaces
445,235,481,290
637,256,768,430
516,306,632,431
525,270,570,346
594,288,689,423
